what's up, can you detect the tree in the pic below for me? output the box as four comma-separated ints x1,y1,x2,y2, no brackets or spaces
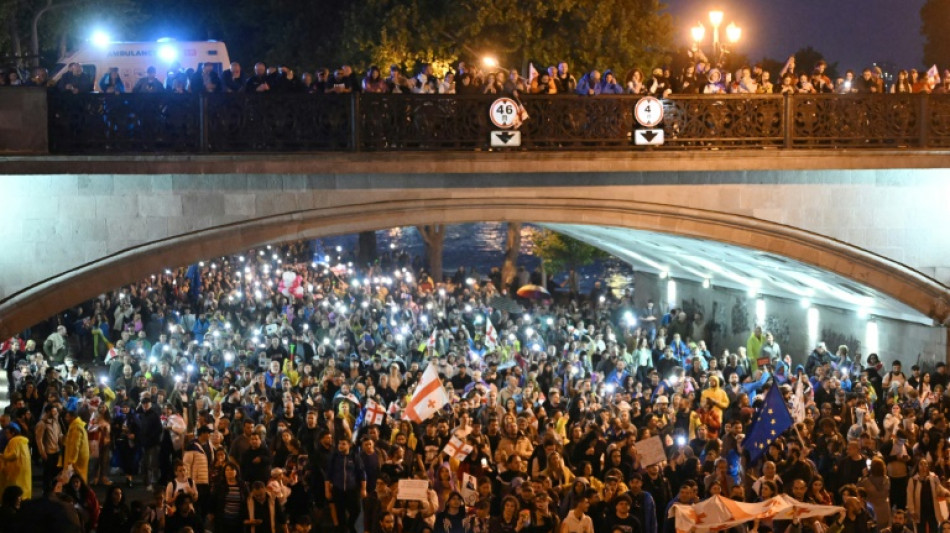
532,229,608,276
417,225,445,283
501,222,521,288
0,0,145,69
790,46,839,80
922,0,950,68
339,0,674,76
356,231,377,268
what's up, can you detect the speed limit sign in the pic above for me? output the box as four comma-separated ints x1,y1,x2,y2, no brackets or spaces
490,97,520,129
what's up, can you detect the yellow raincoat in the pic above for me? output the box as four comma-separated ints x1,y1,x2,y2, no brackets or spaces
62,416,90,482
2,435,31,499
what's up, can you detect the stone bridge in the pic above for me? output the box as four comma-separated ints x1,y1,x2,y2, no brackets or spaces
2,149,950,349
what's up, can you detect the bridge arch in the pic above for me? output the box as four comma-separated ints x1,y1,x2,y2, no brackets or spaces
2,196,948,337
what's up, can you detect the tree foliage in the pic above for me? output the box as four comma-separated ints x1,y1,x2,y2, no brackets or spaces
922,0,950,68
1,0,674,76
790,46,839,80
0,0,145,68
340,0,674,74
532,229,608,274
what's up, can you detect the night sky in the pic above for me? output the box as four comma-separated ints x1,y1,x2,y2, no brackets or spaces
666,0,927,70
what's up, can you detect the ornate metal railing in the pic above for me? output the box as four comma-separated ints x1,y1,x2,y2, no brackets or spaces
48,93,201,153
46,92,950,153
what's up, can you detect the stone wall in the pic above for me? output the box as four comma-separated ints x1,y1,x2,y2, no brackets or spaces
0,88,47,154
2,162,950,342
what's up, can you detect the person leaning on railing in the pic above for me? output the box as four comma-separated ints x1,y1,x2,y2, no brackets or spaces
363,66,388,93
57,62,93,94
530,72,558,94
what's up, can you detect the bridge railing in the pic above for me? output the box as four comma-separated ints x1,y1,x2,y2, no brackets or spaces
46,92,950,153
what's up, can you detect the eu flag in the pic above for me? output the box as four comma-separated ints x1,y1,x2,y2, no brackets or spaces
742,384,793,463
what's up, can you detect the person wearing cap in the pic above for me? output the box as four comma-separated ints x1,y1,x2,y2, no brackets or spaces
62,407,90,483
0,423,31,499
137,395,163,491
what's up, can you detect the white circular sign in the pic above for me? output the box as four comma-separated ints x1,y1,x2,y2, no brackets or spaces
634,96,664,127
490,97,520,129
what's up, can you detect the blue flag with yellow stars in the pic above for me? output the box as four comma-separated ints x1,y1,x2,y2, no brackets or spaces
742,384,793,463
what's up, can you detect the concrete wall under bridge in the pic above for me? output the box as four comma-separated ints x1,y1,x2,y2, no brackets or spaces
1,150,950,350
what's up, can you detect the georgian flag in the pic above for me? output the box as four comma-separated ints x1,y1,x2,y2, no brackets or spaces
426,329,438,353
928,64,940,81
442,435,474,462
406,363,450,423
791,376,806,424
364,399,386,426
484,315,498,349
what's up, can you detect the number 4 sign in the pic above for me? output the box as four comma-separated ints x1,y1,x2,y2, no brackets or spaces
490,97,520,129
634,96,664,127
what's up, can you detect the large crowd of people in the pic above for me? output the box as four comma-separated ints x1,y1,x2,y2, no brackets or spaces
6,52,950,96
0,238,947,533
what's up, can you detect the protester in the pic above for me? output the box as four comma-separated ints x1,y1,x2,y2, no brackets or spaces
1,233,948,533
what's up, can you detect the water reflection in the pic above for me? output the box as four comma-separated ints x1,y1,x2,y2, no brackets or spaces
315,223,634,296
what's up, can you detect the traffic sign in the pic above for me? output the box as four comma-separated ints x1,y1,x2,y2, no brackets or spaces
634,129,664,146
634,96,664,127
491,130,522,147
490,97,520,129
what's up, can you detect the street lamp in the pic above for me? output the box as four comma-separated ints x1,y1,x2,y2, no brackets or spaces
726,22,742,44
482,56,498,69
692,9,740,67
690,23,705,44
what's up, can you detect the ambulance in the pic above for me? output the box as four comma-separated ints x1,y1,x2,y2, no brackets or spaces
51,39,231,92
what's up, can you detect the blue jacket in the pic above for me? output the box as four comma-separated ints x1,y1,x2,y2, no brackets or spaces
576,73,598,95
742,370,772,396
192,318,210,343
326,449,366,492
596,72,624,94
634,490,658,533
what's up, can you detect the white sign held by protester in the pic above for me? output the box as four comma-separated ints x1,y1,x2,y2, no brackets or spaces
397,479,430,501
634,435,668,466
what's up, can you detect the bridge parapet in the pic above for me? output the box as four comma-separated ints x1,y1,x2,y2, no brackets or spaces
35,92,950,154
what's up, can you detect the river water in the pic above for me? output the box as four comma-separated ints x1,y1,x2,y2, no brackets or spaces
313,223,635,295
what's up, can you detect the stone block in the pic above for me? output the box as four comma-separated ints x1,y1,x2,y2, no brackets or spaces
80,241,110,263
182,194,225,217
19,218,57,242
58,196,97,219
76,175,115,196
249,174,283,191
55,218,106,241
150,175,174,192
107,216,150,243
224,194,257,217
139,197,183,217
97,195,139,217
145,217,170,241
281,174,309,191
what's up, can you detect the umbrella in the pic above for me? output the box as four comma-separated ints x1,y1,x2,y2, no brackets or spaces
489,295,524,314
516,284,551,300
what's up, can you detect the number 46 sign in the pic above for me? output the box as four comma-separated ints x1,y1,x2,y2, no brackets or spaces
490,97,521,129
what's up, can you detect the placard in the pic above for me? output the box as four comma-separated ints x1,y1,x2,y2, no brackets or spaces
397,479,430,501
461,473,478,506
634,435,668,466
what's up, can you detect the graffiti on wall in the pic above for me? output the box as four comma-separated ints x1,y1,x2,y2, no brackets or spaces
764,315,792,352
820,328,861,355
731,297,750,336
